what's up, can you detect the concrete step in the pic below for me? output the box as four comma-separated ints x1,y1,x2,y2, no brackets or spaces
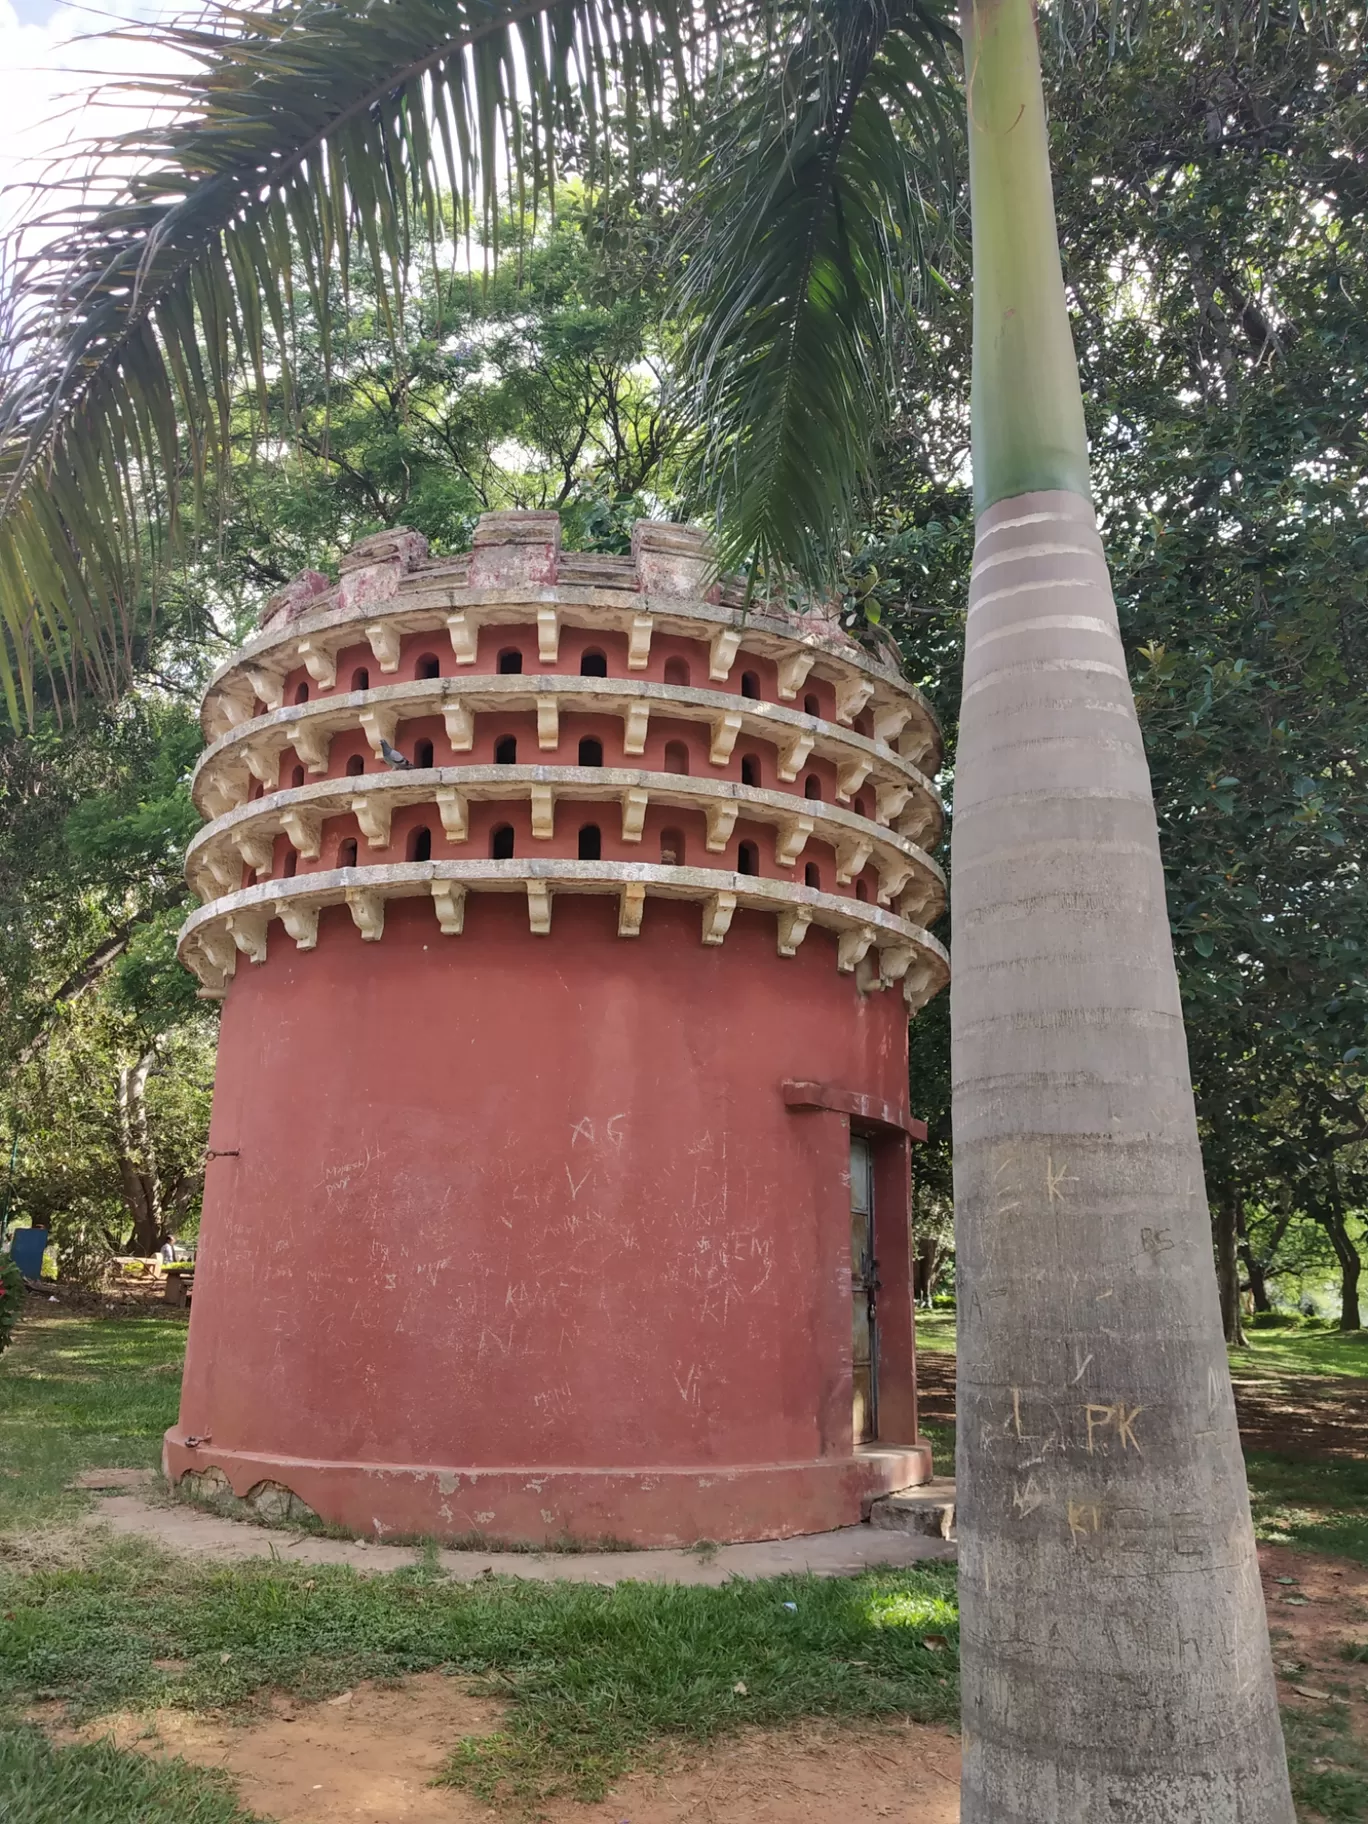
868,1479,956,1540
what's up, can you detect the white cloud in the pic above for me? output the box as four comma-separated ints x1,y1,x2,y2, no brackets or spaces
0,0,190,236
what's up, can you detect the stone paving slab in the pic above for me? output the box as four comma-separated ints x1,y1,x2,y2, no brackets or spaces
90,1491,956,1584
869,1479,957,1539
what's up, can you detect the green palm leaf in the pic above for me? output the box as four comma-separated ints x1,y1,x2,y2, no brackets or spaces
672,0,960,588
0,0,697,720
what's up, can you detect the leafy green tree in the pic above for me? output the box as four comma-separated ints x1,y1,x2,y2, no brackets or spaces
5,998,216,1268
868,9,1367,1353
0,697,202,1067
213,200,683,587
1,204,686,1268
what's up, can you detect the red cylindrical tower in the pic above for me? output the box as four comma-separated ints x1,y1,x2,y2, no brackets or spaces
167,514,948,1546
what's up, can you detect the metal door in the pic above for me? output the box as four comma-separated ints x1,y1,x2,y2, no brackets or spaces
850,1134,878,1443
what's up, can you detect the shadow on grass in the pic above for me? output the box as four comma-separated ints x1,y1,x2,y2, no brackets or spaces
1229,1328,1368,1383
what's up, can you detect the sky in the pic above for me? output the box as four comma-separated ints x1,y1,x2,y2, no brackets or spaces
0,0,185,230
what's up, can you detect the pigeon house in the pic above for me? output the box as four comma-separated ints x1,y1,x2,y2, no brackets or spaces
167,514,949,1546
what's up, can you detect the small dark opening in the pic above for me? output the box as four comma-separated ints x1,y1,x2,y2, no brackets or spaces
338,838,358,869
346,754,365,776
664,740,690,776
805,862,821,889
661,827,685,866
664,656,690,686
291,764,306,789
414,738,434,769
804,774,822,800
416,653,441,680
578,736,604,767
491,823,515,859
407,825,433,862
283,849,297,878
251,782,263,801
737,841,759,876
740,671,761,699
351,666,370,693
855,878,868,901
577,823,602,861
294,681,310,705
580,649,608,677
803,693,820,718
495,735,517,765
498,649,524,674
740,754,759,788
855,793,870,819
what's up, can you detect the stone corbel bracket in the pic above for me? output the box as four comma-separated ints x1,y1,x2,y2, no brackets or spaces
178,861,949,1010
185,764,947,925
192,674,944,847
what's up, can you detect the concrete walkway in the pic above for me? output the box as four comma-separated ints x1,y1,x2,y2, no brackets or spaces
89,1487,955,1585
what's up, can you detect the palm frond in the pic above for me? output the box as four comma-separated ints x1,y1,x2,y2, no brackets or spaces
672,0,960,589
0,0,703,721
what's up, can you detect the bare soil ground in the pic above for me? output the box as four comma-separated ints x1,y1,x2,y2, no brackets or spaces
31,1278,188,1318
1234,1374,1368,1461
41,1674,961,1824
1263,1540,1368,1693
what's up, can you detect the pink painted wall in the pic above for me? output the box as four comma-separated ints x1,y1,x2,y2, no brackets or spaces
179,897,912,1482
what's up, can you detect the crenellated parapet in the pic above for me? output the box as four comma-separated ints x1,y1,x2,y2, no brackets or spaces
179,513,948,1008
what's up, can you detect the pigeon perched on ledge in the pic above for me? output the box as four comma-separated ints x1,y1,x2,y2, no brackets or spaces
379,739,413,770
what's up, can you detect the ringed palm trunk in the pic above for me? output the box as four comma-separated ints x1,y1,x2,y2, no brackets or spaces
951,0,1293,1816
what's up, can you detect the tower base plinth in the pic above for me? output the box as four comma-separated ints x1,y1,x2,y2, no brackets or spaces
162,1437,933,1548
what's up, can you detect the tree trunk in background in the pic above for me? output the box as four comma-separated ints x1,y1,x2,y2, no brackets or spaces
953,0,1292,1816
1320,1160,1361,1333
1242,1244,1271,1314
914,1234,942,1306
1242,1204,1290,1316
1215,1185,1247,1345
115,1046,165,1256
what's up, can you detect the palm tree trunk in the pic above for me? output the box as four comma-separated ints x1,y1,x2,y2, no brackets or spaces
952,0,1292,1816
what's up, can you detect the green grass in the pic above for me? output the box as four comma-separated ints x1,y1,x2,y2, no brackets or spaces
1229,1326,1368,1382
1283,1702,1368,1822
0,1314,186,1532
4,1307,1364,1817
0,1725,264,1824
0,1536,959,1808
1246,1454,1368,1566
914,1311,957,1355
915,1309,1368,1384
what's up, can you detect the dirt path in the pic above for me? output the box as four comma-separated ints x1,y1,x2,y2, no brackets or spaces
46,1674,962,1824
1233,1373,1368,1460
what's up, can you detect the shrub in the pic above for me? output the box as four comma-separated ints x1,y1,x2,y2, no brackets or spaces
0,1254,26,1353
1247,1311,1302,1330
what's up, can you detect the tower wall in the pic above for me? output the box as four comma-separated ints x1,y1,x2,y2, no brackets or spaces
167,515,948,1545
